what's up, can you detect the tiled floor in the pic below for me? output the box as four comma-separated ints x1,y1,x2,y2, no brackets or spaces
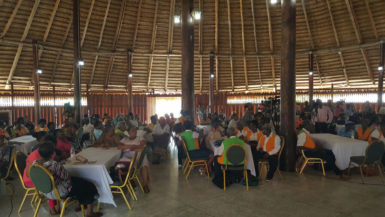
1,146,385,217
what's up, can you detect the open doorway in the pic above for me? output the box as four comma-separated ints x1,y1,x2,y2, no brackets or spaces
155,97,181,119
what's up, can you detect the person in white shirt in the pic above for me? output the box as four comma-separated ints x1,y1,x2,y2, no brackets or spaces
82,119,94,134
152,117,170,163
255,124,281,181
119,127,150,193
228,113,240,130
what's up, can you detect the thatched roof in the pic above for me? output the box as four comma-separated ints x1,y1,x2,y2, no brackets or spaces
0,0,384,93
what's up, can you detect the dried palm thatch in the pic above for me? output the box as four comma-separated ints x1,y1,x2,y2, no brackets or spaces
0,0,384,93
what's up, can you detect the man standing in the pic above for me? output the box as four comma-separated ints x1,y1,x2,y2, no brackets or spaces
313,100,333,133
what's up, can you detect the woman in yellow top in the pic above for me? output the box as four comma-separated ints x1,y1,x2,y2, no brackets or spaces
14,118,29,137
355,118,373,141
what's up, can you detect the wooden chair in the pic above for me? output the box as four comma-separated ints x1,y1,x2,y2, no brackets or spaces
13,152,38,214
298,149,326,176
348,141,385,184
221,144,248,191
110,151,138,210
181,139,210,180
259,136,285,180
30,164,85,217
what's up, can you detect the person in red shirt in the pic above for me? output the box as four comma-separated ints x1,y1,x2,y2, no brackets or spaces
56,130,73,158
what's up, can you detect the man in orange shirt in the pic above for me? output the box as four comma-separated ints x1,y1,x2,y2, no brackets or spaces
355,117,372,141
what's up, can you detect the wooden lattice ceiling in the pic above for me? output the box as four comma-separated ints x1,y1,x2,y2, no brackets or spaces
0,0,384,93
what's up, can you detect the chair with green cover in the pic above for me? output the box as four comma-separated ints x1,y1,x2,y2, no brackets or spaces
30,164,85,217
181,139,210,180
110,151,138,210
13,152,37,214
348,141,385,184
221,144,248,191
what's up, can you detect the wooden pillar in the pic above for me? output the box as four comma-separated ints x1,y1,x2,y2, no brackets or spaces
331,83,334,102
11,83,15,124
280,0,296,172
53,86,57,127
181,0,194,120
209,52,215,113
32,41,41,125
86,84,90,117
309,52,314,103
378,42,384,108
73,0,82,124
127,50,133,113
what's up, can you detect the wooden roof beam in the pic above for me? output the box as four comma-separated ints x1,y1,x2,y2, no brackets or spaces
105,0,127,88
345,0,374,83
240,0,248,90
1,0,23,38
265,0,276,89
88,0,111,85
165,0,175,90
301,0,323,85
132,0,143,50
364,0,378,40
226,0,234,91
7,0,40,85
215,0,219,91
81,0,95,47
147,1,159,89
250,0,262,89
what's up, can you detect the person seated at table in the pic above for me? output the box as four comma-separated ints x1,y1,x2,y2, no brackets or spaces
115,121,127,140
179,120,214,173
297,126,350,180
173,123,185,167
56,130,72,158
30,142,102,217
369,120,385,144
235,122,244,138
0,120,12,139
241,123,252,142
255,124,281,181
94,126,123,148
35,119,48,133
207,120,224,144
118,127,150,193
228,113,239,130
14,117,29,137
355,117,373,141
248,120,263,143
47,122,56,138
0,131,13,179
93,120,103,140
152,117,171,164
337,121,355,138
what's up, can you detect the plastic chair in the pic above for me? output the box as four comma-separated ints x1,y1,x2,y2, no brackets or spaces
30,164,85,217
181,139,210,180
298,149,326,176
13,152,37,214
348,141,385,184
221,144,248,191
259,136,285,180
110,151,138,210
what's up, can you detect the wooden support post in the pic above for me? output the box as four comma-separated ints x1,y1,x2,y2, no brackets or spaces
209,53,215,113
127,50,133,113
309,53,314,103
331,84,334,102
181,0,194,120
280,0,296,172
11,83,14,124
378,42,384,108
32,41,41,125
53,86,58,127
73,0,82,124
86,84,90,117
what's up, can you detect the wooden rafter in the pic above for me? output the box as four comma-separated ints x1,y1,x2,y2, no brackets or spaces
165,0,175,90
199,0,203,93
132,0,143,50
226,0,234,91
301,0,323,85
7,0,40,85
345,0,374,83
1,0,23,38
81,0,95,47
215,0,219,91
240,0,248,90
51,16,72,84
364,0,378,40
326,0,349,85
146,1,159,89
105,0,127,88
89,0,111,85
250,0,262,89
265,0,275,89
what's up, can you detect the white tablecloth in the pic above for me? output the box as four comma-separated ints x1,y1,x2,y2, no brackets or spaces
10,135,38,155
209,141,256,177
196,125,211,135
64,147,121,207
310,133,368,170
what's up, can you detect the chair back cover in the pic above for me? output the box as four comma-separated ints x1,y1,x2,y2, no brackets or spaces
30,165,53,194
225,145,245,166
365,142,385,165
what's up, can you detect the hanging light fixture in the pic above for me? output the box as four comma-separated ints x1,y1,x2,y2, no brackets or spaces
210,74,214,79
378,65,384,72
192,10,201,21
77,59,85,66
128,73,133,78
36,68,43,74
270,0,278,4
309,71,313,76
174,15,181,24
